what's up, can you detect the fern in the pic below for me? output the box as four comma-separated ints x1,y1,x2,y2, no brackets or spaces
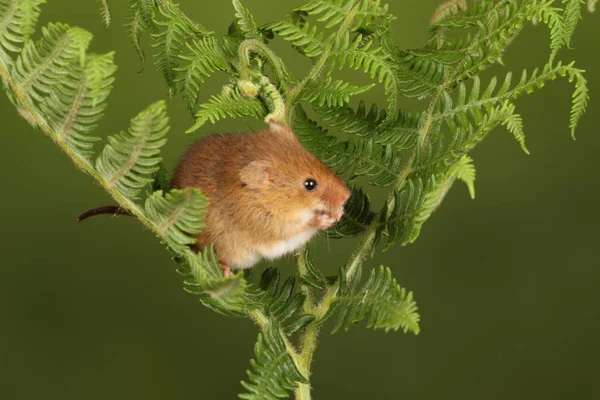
144,187,207,252
0,1,595,399
232,0,261,40
240,322,307,400
187,85,267,132
331,265,420,333
96,100,169,199
97,0,111,28
176,36,233,111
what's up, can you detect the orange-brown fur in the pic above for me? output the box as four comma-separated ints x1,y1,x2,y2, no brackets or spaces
170,121,350,270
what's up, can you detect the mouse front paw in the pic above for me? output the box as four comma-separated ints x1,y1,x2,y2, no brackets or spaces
312,212,337,229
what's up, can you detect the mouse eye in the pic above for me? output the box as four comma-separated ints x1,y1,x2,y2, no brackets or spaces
303,178,317,192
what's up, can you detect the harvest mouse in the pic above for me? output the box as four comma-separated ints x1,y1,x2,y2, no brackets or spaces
79,121,350,275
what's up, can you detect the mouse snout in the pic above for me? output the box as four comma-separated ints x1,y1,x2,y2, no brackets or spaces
322,184,350,210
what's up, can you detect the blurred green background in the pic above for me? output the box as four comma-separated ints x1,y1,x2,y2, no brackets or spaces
1,1,599,399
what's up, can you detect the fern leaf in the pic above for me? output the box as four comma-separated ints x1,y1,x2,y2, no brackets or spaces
299,247,328,290
429,0,467,24
187,85,267,132
258,268,316,335
0,0,45,64
316,101,421,148
262,20,327,57
12,23,92,103
301,77,374,107
38,51,116,156
535,3,567,61
436,63,589,142
332,265,420,334
176,36,233,111
97,0,111,28
331,32,398,117
328,186,376,239
127,0,159,66
96,101,169,199
565,65,589,138
382,175,433,249
296,0,392,31
562,0,584,47
144,187,208,253
182,246,250,316
151,1,213,94
240,322,307,400
452,155,476,199
499,102,529,154
232,0,261,40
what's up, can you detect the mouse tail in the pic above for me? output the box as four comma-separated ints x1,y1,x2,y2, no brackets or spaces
77,206,133,222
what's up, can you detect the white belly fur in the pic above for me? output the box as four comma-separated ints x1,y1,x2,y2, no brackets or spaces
259,228,318,260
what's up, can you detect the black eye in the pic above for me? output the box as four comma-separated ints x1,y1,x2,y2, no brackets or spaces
304,178,317,191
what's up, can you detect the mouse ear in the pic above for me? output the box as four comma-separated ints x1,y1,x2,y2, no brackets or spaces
268,120,297,141
240,160,275,189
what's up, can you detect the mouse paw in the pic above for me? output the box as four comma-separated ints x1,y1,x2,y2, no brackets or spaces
220,262,234,277
313,212,337,229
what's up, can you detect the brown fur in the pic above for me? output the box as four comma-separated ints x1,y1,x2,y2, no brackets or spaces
170,121,350,269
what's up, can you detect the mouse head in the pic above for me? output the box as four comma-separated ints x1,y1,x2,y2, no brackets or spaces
239,121,350,226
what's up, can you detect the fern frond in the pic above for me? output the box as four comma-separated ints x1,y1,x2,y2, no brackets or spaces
406,155,475,244
127,0,159,66
182,246,250,316
301,77,374,107
176,36,233,111
436,63,589,141
96,101,169,199
97,0,111,28
0,0,45,64
331,32,398,117
452,155,476,199
232,0,261,40
262,20,327,57
258,268,316,335
316,101,421,148
187,85,267,132
295,0,392,31
299,247,328,290
589,0,598,12
144,187,208,253
38,51,116,156
328,186,376,239
563,0,584,47
12,23,92,103
382,175,433,249
151,1,213,94
429,0,467,25
499,101,528,154
240,322,307,400
535,3,567,61
331,265,420,334
294,107,402,187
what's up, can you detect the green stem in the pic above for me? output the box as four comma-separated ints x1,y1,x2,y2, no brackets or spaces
238,39,291,88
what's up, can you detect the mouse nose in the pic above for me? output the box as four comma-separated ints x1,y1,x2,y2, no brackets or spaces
324,186,350,208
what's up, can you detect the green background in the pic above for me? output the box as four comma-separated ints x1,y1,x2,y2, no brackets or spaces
1,1,599,399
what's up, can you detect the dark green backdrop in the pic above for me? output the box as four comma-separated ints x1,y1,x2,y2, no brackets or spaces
1,1,598,399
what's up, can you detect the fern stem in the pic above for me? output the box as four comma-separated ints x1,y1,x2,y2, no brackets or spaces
0,59,156,235
238,39,290,89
